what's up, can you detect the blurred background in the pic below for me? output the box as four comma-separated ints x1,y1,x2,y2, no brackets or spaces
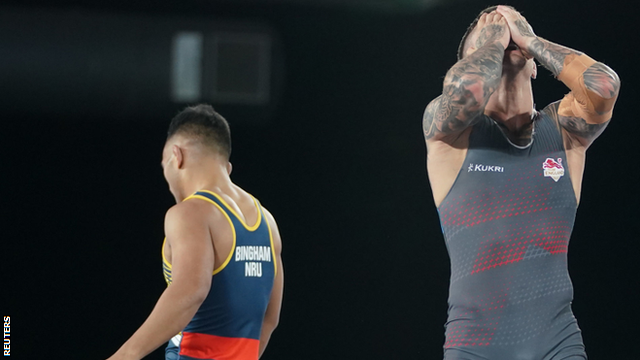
2,0,637,358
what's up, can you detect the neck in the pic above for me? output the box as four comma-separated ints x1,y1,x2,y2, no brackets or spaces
484,71,535,132
177,160,233,202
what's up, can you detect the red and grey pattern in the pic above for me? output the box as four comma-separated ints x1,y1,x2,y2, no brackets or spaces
437,111,587,359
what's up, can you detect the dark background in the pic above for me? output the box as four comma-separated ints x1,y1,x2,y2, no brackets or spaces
3,0,638,359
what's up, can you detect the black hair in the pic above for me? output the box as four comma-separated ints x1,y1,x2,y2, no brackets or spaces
167,104,231,159
456,5,501,60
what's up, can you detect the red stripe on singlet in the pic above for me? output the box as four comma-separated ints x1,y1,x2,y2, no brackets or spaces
179,331,260,360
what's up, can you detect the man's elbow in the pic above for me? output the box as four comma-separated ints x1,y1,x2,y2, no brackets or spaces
261,309,281,339
171,279,211,307
451,76,491,112
263,315,279,332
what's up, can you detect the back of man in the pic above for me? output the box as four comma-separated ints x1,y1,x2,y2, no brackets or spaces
163,187,279,360
108,105,283,360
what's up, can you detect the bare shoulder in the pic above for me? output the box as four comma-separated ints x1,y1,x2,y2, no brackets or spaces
261,206,282,250
166,199,215,223
164,198,228,242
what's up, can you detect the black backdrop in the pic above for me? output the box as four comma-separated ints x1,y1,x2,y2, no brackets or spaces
3,0,638,359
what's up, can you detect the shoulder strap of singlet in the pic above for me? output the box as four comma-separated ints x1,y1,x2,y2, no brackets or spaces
183,190,276,275
532,109,566,152
186,190,263,232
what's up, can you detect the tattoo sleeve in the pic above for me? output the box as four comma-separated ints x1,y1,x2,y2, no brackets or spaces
583,62,621,100
527,37,582,77
544,101,609,145
558,115,609,140
423,40,505,140
514,19,535,38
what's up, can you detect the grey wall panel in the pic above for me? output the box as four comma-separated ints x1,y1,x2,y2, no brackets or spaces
0,8,280,121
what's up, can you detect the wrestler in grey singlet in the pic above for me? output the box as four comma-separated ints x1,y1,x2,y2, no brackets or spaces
437,106,587,360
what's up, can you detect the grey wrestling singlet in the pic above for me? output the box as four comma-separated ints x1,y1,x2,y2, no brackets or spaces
437,108,587,360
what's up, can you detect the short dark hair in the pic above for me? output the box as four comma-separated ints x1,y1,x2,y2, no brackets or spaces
167,104,231,159
457,5,500,60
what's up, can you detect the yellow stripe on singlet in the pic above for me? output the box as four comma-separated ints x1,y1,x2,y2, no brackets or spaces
196,190,262,231
162,237,173,285
182,193,237,276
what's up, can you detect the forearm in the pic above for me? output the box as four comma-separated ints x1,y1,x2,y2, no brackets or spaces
109,287,205,360
529,37,620,122
527,37,581,77
424,41,505,139
528,37,619,97
258,321,277,358
445,40,505,106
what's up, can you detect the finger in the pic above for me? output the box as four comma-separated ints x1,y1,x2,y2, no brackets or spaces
495,9,511,22
496,6,515,21
496,8,517,27
482,12,492,23
477,12,488,27
501,7,525,27
496,5,514,15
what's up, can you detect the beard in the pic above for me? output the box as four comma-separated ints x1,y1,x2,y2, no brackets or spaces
502,51,533,75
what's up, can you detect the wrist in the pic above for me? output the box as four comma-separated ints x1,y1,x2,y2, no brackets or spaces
110,345,141,360
524,36,540,56
498,36,510,50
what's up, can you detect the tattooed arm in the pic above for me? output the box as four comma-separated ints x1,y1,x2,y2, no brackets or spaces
530,37,618,146
497,5,620,147
423,11,510,143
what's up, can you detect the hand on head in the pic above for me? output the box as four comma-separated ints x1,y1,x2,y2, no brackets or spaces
474,10,511,51
496,5,537,59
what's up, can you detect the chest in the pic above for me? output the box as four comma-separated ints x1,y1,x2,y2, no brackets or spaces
446,119,576,211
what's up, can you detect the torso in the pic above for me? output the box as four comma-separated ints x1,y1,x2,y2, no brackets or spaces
427,111,587,359
162,187,276,360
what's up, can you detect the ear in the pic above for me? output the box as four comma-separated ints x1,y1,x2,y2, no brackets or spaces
227,162,233,175
172,145,184,169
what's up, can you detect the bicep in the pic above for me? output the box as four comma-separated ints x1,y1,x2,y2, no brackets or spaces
165,205,215,294
544,100,610,148
263,209,283,324
265,254,283,325
423,96,443,140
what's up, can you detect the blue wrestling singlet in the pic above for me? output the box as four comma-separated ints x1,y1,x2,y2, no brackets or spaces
163,190,276,360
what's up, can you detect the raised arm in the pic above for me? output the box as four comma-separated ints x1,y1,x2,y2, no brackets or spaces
423,11,511,143
497,5,621,147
